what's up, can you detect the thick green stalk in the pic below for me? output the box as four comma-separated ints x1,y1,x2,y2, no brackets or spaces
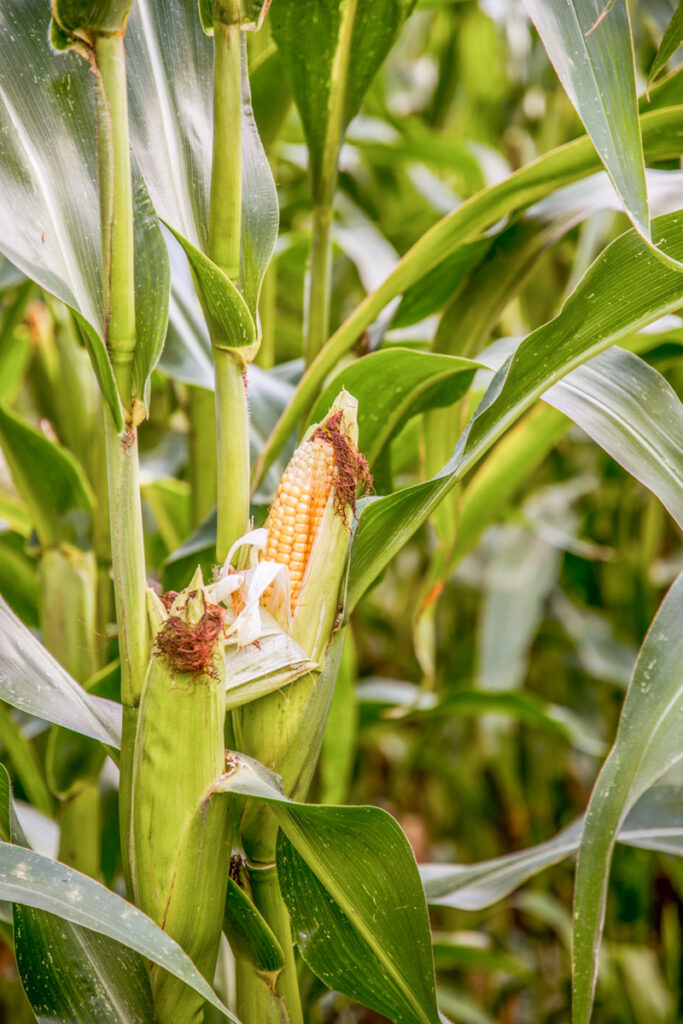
209,8,250,561
103,415,148,707
214,349,250,562
256,257,277,369
303,0,357,364
305,205,333,365
96,33,137,415
94,29,148,878
188,385,218,527
104,411,148,871
209,13,242,281
247,863,303,1024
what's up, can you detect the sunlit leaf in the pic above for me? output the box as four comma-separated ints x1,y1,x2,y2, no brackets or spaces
0,407,94,549
648,1,683,88
523,0,649,238
481,341,683,528
254,105,683,483
0,765,238,1023
0,597,121,748
309,349,479,466
0,0,169,426
270,0,416,201
217,755,441,1024
573,573,683,1024
348,211,683,610
127,3,277,322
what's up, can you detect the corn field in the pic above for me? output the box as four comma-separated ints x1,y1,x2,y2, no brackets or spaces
0,1,682,1022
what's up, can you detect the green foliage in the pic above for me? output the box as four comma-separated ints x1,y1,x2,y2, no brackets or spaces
0,0,682,1022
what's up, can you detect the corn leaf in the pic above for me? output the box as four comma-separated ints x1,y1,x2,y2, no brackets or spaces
309,349,479,467
165,224,256,351
253,104,683,483
421,780,683,912
0,766,156,1024
0,407,94,550
573,572,683,1024
0,764,239,1023
217,755,441,1024
481,342,683,529
270,0,416,203
0,597,121,748
126,2,277,321
223,877,284,974
348,211,683,610
649,2,683,88
0,0,169,426
523,0,649,239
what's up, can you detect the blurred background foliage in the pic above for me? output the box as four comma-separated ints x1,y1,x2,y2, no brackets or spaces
0,1,682,1022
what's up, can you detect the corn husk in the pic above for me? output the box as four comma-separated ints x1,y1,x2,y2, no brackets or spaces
232,392,360,861
129,570,232,1024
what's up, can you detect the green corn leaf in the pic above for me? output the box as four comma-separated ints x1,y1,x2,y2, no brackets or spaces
0,766,157,1024
536,347,683,528
421,781,683,912
393,240,492,330
253,104,683,484
347,211,683,611
165,225,256,351
0,407,94,551
0,533,39,626
0,704,52,816
0,764,240,1023
126,3,277,323
523,0,649,239
270,0,416,204
45,662,120,801
649,2,683,88
0,0,169,426
309,349,480,467
441,406,570,565
479,340,683,528
161,235,216,388
216,754,442,1024
276,815,440,1024
0,597,121,748
573,572,683,1024
223,876,285,974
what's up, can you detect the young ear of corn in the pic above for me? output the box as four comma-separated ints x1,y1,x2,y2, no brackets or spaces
233,390,369,863
129,569,233,1024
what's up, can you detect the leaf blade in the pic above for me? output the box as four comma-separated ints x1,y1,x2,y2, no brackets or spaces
523,0,649,237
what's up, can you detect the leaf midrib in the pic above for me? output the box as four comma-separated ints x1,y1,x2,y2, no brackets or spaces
281,814,438,1024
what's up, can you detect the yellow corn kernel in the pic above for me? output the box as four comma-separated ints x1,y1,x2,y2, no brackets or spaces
263,436,335,612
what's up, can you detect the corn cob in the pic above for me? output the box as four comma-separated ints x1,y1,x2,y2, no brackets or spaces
263,436,335,612
236,392,370,866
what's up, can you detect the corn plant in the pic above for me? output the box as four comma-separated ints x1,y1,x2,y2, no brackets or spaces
0,1,681,1023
